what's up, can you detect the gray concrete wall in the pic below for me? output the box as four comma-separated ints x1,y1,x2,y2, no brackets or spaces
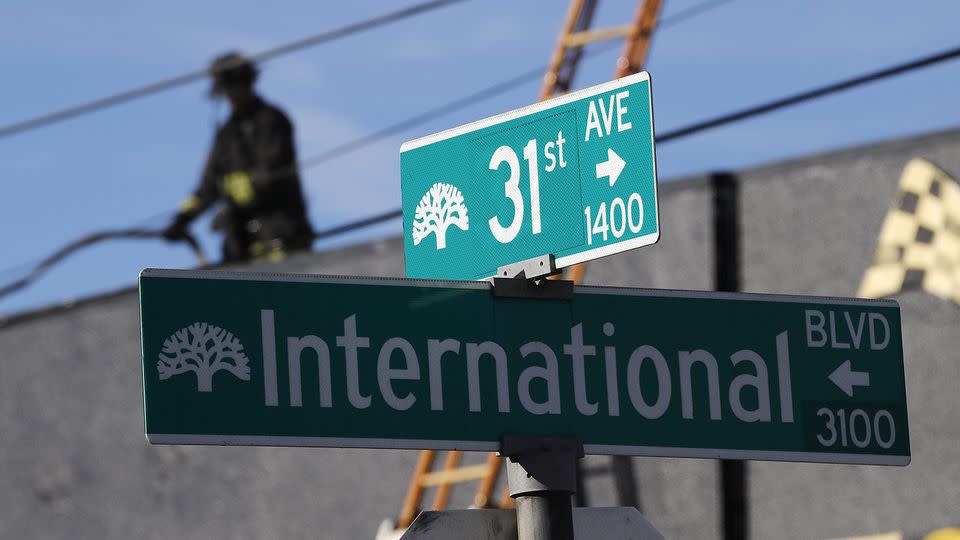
3,128,960,539
738,130,960,540
0,241,418,540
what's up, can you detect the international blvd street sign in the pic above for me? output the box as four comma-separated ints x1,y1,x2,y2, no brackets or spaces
400,72,659,280
140,269,909,465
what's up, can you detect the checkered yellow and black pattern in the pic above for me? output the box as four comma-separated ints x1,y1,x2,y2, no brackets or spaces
859,158,960,303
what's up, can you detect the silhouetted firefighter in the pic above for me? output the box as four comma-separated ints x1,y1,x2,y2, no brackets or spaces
163,52,314,263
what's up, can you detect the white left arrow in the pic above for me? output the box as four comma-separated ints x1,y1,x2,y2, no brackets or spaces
596,148,626,187
828,360,871,397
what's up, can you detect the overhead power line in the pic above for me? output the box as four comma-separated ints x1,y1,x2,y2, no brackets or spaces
0,230,205,301
657,43,960,143
0,210,417,300
0,0,465,140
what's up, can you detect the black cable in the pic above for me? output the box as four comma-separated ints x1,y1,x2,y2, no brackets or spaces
0,230,206,301
0,0,465,140
658,44,960,142
0,208,185,282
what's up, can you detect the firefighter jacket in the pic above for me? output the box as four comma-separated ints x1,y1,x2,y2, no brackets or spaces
174,96,313,261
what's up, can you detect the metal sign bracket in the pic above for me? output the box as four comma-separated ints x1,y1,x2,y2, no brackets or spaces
492,254,574,300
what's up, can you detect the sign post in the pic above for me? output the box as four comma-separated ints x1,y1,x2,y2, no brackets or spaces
400,72,659,281
501,434,582,540
140,269,910,466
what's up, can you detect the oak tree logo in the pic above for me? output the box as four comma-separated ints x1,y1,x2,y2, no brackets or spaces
412,182,469,250
157,322,251,392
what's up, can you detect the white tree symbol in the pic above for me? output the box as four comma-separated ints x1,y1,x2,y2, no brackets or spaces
412,182,470,249
157,322,251,392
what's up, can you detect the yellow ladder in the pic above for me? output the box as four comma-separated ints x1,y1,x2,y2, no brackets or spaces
390,0,663,532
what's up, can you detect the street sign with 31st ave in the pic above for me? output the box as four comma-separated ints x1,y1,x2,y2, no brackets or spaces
400,72,659,280
140,269,909,465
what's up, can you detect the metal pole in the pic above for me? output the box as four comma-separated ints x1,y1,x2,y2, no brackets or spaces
712,171,749,540
501,435,583,540
515,494,575,539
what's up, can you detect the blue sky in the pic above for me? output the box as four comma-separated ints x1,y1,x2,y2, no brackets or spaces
2,0,960,316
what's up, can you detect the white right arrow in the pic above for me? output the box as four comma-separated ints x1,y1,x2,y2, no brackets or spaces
828,360,871,397
596,148,626,187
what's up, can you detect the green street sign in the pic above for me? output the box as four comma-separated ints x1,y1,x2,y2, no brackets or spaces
400,72,659,280
140,269,909,465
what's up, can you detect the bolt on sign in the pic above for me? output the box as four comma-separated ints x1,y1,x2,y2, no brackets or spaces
140,269,909,465
400,72,659,280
